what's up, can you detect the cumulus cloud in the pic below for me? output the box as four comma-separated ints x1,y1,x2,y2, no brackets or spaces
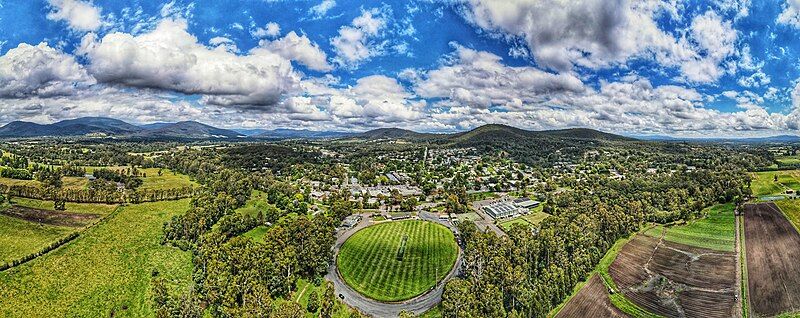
46,0,102,32
0,42,94,98
778,0,800,28
257,31,333,71
738,70,771,88
331,7,388,67
251,22,281,38
461,0,693,71
459,1,739,84
682,11,737,83
78,19,300,108
414,45,584,109
309,0,336,18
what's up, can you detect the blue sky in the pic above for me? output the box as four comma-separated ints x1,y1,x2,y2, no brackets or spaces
1,0,800,136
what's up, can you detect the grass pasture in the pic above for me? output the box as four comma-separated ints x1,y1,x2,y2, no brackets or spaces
11,197,117,215
751,170,800,197
0,214,75,264
0,199,193,318
336,220,458,302
644,203,735,252
775,199,800,231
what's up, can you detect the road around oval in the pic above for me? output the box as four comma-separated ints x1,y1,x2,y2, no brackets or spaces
326,212,463,317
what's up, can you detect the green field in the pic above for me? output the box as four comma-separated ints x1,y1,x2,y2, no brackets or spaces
0,199,193,317
644,203,735,252
11,197,117,215
336,220,458,302
0,214,75,263
776,155,800,165
775,199,800,232
138,168,196,190
751,170,800,197
234,190,271,217
498,206,549,230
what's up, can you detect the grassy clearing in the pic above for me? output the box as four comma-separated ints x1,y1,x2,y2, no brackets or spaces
234,190,270,217
242,226,269,243
775,199,800,232
751,170,800,197
644,203,735,252
498,206,550,230
291,279,356,318
0,199,193,318
739,215,750,318
337,220,458,302
138,168,195,191
10,197,117,215
776,156,800,165
455,212,481,222
0,214,75,264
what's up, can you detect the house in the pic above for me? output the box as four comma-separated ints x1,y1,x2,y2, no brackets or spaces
341,215,362,229
85,174,96,181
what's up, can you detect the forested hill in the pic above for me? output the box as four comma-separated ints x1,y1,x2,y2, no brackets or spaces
356,124,634,143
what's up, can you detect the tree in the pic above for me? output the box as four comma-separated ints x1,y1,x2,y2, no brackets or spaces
319,281,335,318
307,290,319,313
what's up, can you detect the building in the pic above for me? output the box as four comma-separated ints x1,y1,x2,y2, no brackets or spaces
341,215,362,229
483,201,519,219
513,197,540,209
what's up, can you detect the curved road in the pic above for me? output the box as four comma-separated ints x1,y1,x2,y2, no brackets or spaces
326,213,463,317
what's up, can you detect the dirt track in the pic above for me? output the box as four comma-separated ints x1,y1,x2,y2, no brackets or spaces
744,202,800,317
0,205,100,227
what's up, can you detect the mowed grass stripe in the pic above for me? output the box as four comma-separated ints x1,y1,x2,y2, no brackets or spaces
337,220,457,302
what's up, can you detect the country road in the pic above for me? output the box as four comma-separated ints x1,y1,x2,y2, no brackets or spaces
325,213,463,317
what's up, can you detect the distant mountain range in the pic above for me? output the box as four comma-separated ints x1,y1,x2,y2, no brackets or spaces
0,117,245,139
353,124,635,143
2,117,798,143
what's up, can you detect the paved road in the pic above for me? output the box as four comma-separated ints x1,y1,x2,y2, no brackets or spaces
326,213,463,317
470,200,507,237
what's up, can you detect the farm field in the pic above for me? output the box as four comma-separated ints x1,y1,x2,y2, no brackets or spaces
554,275,630,318
775,199,800,230
0,214,74,263
643,203,735,252
0,199,193,318
137,168,195,190
608,233,737,318
744,202,800,317
336,220,458,302
11,197,117,215
751,170,800,197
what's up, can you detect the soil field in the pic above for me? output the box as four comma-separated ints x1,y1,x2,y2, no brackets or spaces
0,205,100,227
744,202,800,317
554,275,630,318
609,233,737,318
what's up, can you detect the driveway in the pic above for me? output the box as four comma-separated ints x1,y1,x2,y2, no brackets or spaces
326,213,463,317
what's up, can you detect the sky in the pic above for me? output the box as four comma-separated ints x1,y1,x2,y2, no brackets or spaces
2,0,800,137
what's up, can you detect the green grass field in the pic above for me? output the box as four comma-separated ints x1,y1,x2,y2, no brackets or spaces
644,203,735,252
0,214,75,264
775,199,800,232
336,220,458,302
0,199,193,317
498,206,549,230
234,190,271,217
776,155,800,165
751,170,800,197
138,168,196,191
10,197,117,215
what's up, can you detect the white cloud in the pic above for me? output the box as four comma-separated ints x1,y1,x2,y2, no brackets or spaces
682,10,737,83
331,8,388,67
414,45,585,109
79,19,300,108
738,70,771,88
0,42,94,98
309,0,336,18
46,0,102,32
258,31,333,72
778,0,800,28
251,22,281,38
